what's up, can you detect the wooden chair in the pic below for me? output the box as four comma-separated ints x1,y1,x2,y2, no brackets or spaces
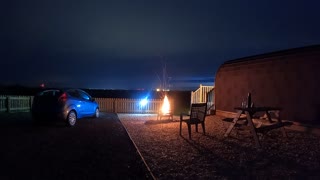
180,103,207,139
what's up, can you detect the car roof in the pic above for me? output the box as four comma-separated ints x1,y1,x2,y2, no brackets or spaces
37,88,90,95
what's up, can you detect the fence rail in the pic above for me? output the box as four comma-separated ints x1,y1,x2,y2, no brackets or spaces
0,95,164,114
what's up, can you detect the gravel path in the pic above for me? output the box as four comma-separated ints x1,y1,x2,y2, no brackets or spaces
118,114,320,179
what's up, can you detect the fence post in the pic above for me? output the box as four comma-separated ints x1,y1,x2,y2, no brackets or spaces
112,99,115,113
200,84,203,103
6,96,11,112
29,96,33,111
113,99,117,113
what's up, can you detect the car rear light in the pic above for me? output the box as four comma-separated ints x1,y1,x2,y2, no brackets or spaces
58,93,68,102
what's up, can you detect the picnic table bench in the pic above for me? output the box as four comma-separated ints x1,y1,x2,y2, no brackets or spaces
224,106,287,148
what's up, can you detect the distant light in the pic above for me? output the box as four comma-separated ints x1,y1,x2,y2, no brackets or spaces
40,83,45,88
156,88,160,92
140,98,148,107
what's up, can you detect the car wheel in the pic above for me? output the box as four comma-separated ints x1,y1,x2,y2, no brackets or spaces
66,110,77,126
94,108,99,118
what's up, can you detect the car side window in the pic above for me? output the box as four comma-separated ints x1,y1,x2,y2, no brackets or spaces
39,90,60,97
78,90,91,101
67,90,80,98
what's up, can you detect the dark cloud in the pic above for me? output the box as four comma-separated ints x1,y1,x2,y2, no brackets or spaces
1,0,320,90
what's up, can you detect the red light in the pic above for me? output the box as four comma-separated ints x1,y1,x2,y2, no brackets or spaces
58,93,67,102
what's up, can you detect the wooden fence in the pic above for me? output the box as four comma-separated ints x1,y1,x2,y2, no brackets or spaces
190,85,215,113
206,88,215,111
190,84,214,104
0,95,164,114
95,98,163,113
0,95,33,112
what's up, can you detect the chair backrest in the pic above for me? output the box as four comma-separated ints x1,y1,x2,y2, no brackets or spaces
190,103,207,122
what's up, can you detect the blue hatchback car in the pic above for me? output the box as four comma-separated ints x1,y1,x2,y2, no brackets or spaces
32,89,99,126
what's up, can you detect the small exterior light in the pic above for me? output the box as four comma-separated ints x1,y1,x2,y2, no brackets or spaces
140,98,148,107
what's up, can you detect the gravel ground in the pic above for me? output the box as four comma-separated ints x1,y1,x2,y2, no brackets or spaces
118,114,320,179
0,112,152,180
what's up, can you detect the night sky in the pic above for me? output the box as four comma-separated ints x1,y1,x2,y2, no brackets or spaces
1,0,320,90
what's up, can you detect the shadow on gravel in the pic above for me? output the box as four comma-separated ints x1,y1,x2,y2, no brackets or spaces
0,112,34,127
179,135,245,177
0,112,69,128
201,133,318,178
144,119,179,125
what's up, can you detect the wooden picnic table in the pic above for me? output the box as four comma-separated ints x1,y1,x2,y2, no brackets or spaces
224,106,287,148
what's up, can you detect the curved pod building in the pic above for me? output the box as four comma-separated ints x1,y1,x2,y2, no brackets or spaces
215,45,320,124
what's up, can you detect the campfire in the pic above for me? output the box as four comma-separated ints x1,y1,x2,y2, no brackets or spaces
158,95,173,120
161,95,171,115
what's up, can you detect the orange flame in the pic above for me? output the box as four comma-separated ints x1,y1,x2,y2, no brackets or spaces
161,95,170,114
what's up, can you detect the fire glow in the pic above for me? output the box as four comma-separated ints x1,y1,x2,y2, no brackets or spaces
161,95,171,115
